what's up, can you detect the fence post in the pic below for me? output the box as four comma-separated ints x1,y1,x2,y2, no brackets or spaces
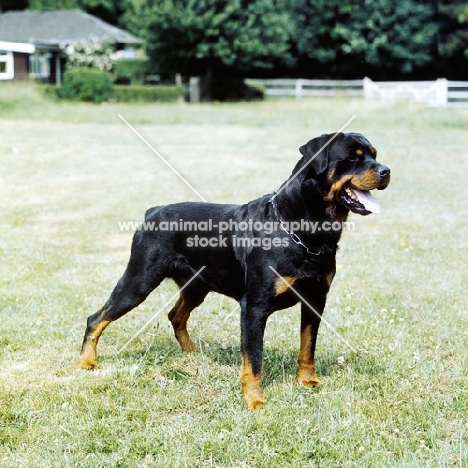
295,79,303,99
434,78,448,107
363,77,375,99
189,77,200,103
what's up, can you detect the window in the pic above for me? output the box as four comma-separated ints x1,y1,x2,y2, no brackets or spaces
29,53,50,79
0,51,14,80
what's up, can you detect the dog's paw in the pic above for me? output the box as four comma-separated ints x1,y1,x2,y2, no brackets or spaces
179,338,198,352
298,377,321,388
78,357,99,370
245,391,267,411
242,378,267,410
297,368,320,388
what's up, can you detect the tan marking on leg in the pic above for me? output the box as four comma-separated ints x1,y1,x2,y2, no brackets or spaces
274,276,298,296
324,270,335,288
78,319,111,370
169,297,198,351
168,290,207,352
297,323,320,388
241,353,266,410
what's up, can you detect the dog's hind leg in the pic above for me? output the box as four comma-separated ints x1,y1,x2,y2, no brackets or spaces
79,242,165,370
168,282,209,352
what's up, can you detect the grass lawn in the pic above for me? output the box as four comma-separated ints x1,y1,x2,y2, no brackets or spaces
0,83,467,467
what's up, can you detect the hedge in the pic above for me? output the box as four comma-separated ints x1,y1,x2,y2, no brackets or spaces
59,68,113,104
208,78,264,102
113,58,148,85
109,85,184,103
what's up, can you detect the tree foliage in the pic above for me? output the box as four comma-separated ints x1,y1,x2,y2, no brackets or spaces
121,0,440,83
7,0,468,83
122,0,295,98
0,0,28,11
435,0,468,77
293,0,437,78
27,0,127,24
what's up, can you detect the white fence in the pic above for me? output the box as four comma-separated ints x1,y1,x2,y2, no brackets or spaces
362,78,448,107
246,78,363,97
446,81,468,106
245,77,468,107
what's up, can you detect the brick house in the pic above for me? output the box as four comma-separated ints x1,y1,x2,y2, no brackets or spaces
0,10,143,84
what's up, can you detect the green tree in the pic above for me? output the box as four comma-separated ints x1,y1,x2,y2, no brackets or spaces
436,0,468,78
29,0,78,7
28,0,127,25
0,0,28,11
122,0,295,100
293,0,437,78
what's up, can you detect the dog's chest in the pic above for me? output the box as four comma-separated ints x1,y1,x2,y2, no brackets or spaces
271,273,329,310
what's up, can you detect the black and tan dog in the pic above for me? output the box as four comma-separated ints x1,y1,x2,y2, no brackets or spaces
79,132,390,410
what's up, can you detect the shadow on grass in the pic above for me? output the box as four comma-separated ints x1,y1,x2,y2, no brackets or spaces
204,345,387,386
116,336,387,390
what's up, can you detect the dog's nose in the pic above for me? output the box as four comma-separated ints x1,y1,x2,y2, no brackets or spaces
377,166,390,179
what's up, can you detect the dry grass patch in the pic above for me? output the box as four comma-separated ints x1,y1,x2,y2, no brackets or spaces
0,85,467,466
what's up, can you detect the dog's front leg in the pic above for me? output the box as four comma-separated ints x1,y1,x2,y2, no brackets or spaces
239,296,269,410
297,292,327,387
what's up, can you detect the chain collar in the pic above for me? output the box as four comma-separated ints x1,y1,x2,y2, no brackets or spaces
269,194,323,256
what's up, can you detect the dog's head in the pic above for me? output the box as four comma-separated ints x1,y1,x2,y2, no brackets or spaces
296,132,391,216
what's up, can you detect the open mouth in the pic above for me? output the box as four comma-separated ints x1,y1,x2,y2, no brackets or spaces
339,184,380,215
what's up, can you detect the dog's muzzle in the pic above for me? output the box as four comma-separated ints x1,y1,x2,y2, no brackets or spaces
376,164,391,190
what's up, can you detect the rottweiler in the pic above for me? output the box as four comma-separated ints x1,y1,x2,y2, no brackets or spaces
79,132,390,410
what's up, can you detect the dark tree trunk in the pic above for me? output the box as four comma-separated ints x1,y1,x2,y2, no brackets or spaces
200,59,214,102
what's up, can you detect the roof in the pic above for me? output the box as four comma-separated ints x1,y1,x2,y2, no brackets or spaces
0,10,143,47
0,40,35,53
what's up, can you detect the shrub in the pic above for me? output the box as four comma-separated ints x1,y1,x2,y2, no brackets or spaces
113,59,149,85
59,69,113,104
204,78,264,102
65,39,115,72
110,85,184,103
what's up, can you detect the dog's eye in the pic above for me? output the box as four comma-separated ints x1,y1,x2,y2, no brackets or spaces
349,149,363,162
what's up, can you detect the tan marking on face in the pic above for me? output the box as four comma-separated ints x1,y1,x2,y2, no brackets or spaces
356,149,363,156
350,169,380,190
274,276,299,296
327,174,353,202
369,146,376,155
240,353,266,410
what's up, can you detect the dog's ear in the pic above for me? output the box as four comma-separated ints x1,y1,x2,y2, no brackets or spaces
299,134,335,175
348,132,371,147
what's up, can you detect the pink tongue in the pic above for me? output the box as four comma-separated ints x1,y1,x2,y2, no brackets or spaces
351,189,380,213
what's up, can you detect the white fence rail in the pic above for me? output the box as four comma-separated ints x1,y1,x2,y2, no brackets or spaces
246,78,363,97
446,81,468,106
245,77,468,107
362,77,448,107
